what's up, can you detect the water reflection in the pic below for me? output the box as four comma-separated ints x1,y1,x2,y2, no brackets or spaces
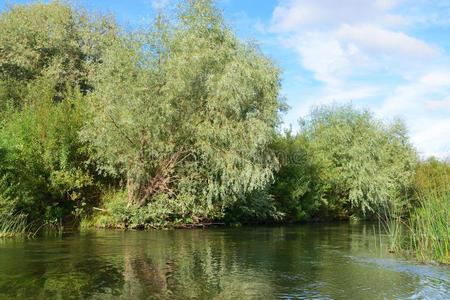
0,224,448,299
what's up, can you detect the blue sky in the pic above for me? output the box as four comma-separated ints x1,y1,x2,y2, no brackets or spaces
2,0,450,157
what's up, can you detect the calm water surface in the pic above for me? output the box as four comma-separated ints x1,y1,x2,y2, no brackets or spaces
0,223,448,299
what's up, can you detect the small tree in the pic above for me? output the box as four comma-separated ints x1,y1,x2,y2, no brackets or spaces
298,104,417,218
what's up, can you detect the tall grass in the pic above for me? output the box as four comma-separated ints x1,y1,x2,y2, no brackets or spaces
377,202,405,253
0,214,36,238
408,160,449,265
385,158,449,265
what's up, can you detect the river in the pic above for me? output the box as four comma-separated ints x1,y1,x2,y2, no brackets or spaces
0,223,448,299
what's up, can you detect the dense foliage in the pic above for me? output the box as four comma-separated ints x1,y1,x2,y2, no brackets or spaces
387,158,449,265
81,0,284,227
0,0,442,255
0,80,96,226
0,1,118,226
270,105,417,222
270,131,325,222
0,1,117,106
0,0,285,228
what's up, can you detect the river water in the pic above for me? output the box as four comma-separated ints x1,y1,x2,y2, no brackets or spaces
0,223,448,299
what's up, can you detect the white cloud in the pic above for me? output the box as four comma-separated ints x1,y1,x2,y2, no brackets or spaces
284,26,437,86
336,24,438,57
377,71,450,157
419,71,450,86
268,0,450,156
378,70,450,117
272,3,438,83
285,32,365,85
411,118,450,158
271,0,406,32
427,96,450,110
254,20,266,33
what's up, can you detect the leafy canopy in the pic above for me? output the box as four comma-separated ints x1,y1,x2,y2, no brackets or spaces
81,0,284,221
299,104,417,217
0,0,117,106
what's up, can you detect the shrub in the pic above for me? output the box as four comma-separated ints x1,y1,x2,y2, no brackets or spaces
0,80,96,225
272,104,417,221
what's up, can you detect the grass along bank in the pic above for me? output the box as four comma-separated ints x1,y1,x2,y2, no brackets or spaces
386,158,449,265
0,214,36,238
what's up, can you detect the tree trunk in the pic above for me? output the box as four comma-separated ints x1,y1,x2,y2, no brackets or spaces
127,176,134,208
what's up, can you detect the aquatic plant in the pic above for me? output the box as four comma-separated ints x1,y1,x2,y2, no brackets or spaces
0,214,35,238
409,159,449,265
385,158,449,265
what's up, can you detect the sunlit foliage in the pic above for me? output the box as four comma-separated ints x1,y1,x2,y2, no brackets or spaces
271,104,417,221
81,0,284,225
0,0,431,237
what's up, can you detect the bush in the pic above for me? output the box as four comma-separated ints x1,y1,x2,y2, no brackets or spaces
272,104,417,221
0,0,118,229
224,189,283,223
270,131,325,221
0,80,96,225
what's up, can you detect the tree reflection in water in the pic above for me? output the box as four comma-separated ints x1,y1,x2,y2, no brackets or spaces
0,225,448,299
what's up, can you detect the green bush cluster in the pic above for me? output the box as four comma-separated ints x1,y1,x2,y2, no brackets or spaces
270,104,417,222
0,0,435,238
0,80,97,226
0,0,115,227
0,0,284,229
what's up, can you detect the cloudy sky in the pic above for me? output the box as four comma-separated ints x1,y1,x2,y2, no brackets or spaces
2,0,449,157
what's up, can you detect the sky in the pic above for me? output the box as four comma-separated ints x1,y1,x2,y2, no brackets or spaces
1,0,450,158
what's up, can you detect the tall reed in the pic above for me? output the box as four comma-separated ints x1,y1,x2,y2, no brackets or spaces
409,165,449,264
385,158,449,265
0,214,36,238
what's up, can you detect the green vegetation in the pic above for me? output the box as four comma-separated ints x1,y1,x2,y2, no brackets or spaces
0,0,116,231
387,158,449,265
0,0,446,265
0,0,283,230
0,83,96,226
80,0,283,227
0,214,34,238
270,105,416,222
413,159,449,264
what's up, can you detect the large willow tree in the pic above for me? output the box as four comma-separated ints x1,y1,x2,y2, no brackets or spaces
81,0,284,221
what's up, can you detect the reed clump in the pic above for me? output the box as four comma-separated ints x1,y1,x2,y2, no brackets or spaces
0,214,36,238
408,158,449,265
385,158,449,265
